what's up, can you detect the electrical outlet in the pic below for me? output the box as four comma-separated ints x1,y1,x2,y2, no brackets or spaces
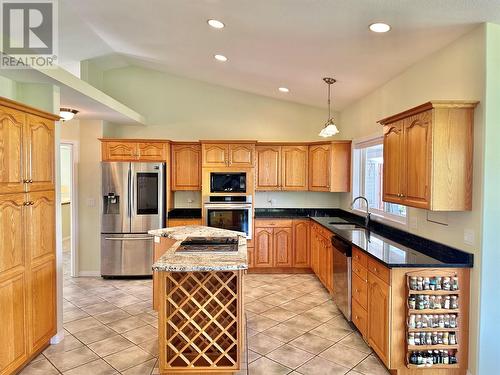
270,199,276,207
409,216,418,230
187,198,194,203
464,229,475,245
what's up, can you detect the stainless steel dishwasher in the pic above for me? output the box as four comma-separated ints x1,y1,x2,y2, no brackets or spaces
331,234,352,321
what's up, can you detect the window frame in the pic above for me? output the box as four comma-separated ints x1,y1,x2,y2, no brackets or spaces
352,135,408,226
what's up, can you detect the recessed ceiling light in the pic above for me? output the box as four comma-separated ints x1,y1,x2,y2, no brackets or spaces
214,54,228,62
207,19,225,29
369,22,391,33
278,87,290,93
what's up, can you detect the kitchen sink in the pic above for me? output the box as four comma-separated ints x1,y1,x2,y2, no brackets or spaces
329,223,365,230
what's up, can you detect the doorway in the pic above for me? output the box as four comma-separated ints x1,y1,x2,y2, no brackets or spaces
60,142,78,277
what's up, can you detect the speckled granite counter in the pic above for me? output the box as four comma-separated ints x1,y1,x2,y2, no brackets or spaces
149,225,248,272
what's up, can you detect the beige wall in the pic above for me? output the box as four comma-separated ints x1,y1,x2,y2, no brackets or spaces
61,119,103,275
100,66,335,141
337,25,486,375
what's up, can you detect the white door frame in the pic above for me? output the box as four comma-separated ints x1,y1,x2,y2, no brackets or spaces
61,140,79,277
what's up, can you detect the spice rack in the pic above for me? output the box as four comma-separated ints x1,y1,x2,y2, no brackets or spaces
405,270,463,369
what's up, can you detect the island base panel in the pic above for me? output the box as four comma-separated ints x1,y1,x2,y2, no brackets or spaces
158,270,244,374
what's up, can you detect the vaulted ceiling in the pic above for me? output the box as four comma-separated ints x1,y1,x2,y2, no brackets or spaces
59,0,500,109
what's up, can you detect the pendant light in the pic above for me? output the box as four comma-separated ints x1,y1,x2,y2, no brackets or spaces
59,108,78,121
319,77,339,137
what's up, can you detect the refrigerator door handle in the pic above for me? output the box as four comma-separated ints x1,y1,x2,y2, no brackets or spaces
127,167,132,219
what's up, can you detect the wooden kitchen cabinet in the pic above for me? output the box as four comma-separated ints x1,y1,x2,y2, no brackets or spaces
202,142,255,167
367,264,391,367
255,146,281,190
309,222,333,293
0,97,58,375
171,143,201,190
273,227,293,267
254,227,274,267
379,101,477,210
281,145,308,190
168,218,202,227
308,141,351,192
101,139,168,161
292,219,310,268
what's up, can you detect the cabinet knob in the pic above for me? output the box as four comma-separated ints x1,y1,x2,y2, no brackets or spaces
373,267,377,272
23,201,30,206
23,179,29,183
29,179,33,183
30,201,34,205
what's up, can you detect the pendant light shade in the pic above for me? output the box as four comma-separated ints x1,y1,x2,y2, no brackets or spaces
319,77,339,137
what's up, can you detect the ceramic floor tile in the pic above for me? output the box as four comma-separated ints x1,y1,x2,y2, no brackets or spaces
120,358,157,375
248,333,285,355
43,334,84,356
267,344,315,369
45,346,99,372
247,314,280,332
64,317,103,334
263,323,306,342
81,302,118,316
248,357,292,375
103,345,153,371
338,332,372,354
121,324,157,344
93,309,131,324
247,349,261,363
319,343,369,368
72,325,117,345
107,316,148,333
19,358,59,375
289,332,335,354
310,323,352,342
62,358,117,375
282,314,323,331
245,301,275,314
279,300,312,313
296,356,350,375
352,355,390,375
137,337,159,356
87,335,135,357
260,306,297,322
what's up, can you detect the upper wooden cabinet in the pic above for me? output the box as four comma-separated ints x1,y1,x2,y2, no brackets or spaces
171,143,201,191
256,144,309,191
0,105,56,194
379,101,477,210
201,142,255,168
101,139,168,162
255,146,281,190
308,141,351,192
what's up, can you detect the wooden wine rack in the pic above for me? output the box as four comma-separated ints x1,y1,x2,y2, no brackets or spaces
158,270,244,374
405,270,465,370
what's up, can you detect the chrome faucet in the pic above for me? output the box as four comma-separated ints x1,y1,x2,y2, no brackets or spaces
351,196,371,227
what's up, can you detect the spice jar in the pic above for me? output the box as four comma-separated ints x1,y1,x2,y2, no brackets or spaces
410,351,418,364
450,314,457,328
449,332,457,345
415,332,421,345
439,315,445,328
423,277,430,290
444,314,451,328
444,296,451,309
435,296,442,309
416,315,423,328
425,332,432,345
423,295,430,309
410,276,418,290
430,277,436,290
452,277,459,291
451,295,459,309
408,332,415,345
409,315,416,328
409,296,416,309
432,331,438,345
429,295,436,309
433,314,439,328
436,277,442,290
417,277,424,291
443,332,449,345
443,277,451,291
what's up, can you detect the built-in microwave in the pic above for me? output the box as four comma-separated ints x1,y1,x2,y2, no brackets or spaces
210,172,247,193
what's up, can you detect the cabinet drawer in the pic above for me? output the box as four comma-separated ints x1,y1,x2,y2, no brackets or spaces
352,272,368,309
368,258,390,285
255,219,292,228
352,247,368,268
352,260,367,281
168,218,202,227
352,299,367,338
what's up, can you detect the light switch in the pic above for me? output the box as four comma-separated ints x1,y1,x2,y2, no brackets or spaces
464,229,475,245
86,198,96,208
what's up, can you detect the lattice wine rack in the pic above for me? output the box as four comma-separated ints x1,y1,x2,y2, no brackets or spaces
405,270,464,369
162,271,242,372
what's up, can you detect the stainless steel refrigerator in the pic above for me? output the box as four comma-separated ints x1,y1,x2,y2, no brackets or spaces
101,162,166,277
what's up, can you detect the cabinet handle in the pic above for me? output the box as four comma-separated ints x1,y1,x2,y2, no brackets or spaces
373,267,377,272
29,201,34,205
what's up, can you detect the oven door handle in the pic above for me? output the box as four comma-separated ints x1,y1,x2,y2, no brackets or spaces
204,205,252,209
104,237,154,241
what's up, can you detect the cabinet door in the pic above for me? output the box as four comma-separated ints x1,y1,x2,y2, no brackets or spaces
282,146,308,191
0,106,25,194
318,236,327,286
310,228,319,274
0,273,28,374
247,247,255,268
229,144,254,167
309,144,330,191
102,141,138,161
202,144,228,167
330,142,351,192
404,112,431,209
0,193,26,275
137,142,166,161
325,242,333,293
256,146,281,191
171,144,201,190
383,122,404,204
292,220,310,267
273,227,292,267
25,115,55,192
367,272,390,366
26,191,56,353
254,228,273,268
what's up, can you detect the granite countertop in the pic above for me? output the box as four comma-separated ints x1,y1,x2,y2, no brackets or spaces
310,216,472,268
149,226,248,272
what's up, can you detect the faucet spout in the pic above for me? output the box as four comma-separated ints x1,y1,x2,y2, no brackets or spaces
351,196,371,227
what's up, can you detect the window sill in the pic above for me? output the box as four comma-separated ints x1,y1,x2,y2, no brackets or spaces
352,208,408,228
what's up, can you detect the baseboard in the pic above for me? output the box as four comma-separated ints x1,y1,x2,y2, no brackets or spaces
247,267,314,274
78,270,100,277
50,330,65,345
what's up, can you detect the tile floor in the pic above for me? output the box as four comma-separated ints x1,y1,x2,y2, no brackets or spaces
20,253,389,375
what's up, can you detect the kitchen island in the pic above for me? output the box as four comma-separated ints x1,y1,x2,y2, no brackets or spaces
150,226,248,375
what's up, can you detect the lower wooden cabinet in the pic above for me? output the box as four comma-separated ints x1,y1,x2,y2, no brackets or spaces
273,227,293,267
367,267,391,366
254,227,274,267
352,299,368,338
309,223,333,293
168,218,202,227
0,190,56,375
292,219,310,267
254,221,293,268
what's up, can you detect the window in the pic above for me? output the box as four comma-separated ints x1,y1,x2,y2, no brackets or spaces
353,137,407,223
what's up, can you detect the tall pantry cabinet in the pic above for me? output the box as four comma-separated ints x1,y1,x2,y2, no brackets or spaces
0,97,58,375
